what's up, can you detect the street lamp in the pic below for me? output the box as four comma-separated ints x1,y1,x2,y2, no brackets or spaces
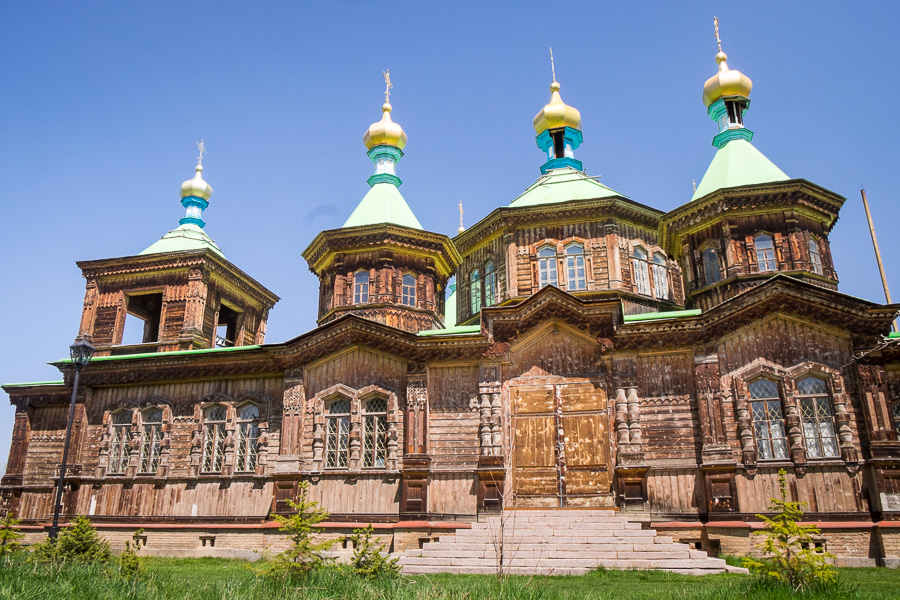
48,338,94,540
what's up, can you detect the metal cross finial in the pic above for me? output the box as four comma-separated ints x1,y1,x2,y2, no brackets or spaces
714,16,722,53
383,70,393,104
458,200,464,230
549,47,557,83
196,139,207,166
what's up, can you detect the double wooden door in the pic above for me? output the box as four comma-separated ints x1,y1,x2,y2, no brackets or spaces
511,382,610,507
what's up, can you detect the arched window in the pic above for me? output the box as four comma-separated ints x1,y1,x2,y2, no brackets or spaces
797,377,839,458
749,379,788,460
202,405,227,473
362,397,388,468
537,246,558,289
138,408,163,474
755,234,777,272
325,398,350,469
702,247,721,285
469,269,481,314
483,261,497,307
565,244,586,291
236,404,260,472
893,403,900,437
108,411,132,475
632,247,651,296
809,239,823,275
652,252,668,299
401,274,416,307
353,271,370,304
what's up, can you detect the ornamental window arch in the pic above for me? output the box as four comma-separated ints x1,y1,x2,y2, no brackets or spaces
563,241,586,291
536,244,558,289
784,361,856,464
401,272,417,307
137,406,164,474
753,231,778,272
107,408,133,475
631,244,651,296
698,240,722,286
808,235,824,275
310,383,400,472
191,391,272,476
353,270,370,304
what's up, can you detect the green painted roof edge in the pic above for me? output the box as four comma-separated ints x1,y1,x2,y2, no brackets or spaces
139,223,225,258
691,138,789,202
623,309,702,323
888,331,900,339
54,344,262,364
417,325,482,337
444,287,458,328
2,380,66,388
509,167,628,208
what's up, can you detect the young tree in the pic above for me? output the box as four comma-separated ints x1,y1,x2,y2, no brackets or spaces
29,515,111,564
264,481,336,580
0,511,24,557
347,524,400,579
118,528,145,577
743,469,838,592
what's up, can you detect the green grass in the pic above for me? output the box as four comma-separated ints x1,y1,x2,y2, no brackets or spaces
0,555,898,600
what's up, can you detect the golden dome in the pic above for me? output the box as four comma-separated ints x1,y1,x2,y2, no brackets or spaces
363,103,408,150
702,51,753,107
533,81,582,135
180,164,213,200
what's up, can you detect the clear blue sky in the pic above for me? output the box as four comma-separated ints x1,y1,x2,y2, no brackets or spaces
1,2,898,472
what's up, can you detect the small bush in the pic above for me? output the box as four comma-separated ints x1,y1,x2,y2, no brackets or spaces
260,481,336,581
347,524,400,579
0,511,24,557
118,528,145,577
743,469,838,592
29,515,111,564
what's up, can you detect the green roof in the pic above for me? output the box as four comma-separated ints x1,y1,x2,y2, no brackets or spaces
443,285,458,328
2,380,65,388
622,309,702,323
140,223,225,257
343,182,422,230
54,344,261,364
417,325,481,337
691,138,789,202
509,167,625,208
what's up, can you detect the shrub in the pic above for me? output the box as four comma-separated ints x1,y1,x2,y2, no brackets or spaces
347,524,400,579
262,481,336,580
743,469,838,592
118,528,145,577
29,515,111,564
0,511,24,557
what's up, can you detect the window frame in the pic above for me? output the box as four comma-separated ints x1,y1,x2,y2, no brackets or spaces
401,273,416,307
235,403,261,473
138,408,163,475
809,237,823,275
108,410,132,475
482,261,497,307
748,378,789,461
632,246,651,296
325,397,351,469
754,233,777,273
469,269,482,314
201,404,228,474
701,246,721,285
353,271,370,304
652,252,668,299
537,245,558,289
796,376,839,459
361,396,388,468
564,243,586,291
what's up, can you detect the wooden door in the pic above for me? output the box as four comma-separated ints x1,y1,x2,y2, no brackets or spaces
511,382,610,507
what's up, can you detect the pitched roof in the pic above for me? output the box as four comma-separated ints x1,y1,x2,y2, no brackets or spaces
443,284,457,328
139,223,224,257
509,167,625,208
691,138,789,202
343,182,423,230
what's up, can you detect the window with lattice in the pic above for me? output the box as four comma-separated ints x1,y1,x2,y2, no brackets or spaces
362,397,388,468
326,398,350,468
469,269,481,313
354,271,369,304
139,408,163,474
755,234,777,272
632,247,651,295
483,261,497,307
797,377,839,458
893,403,900,437
565,244,586,291
809,239,823,275
702,247,721,285
202,405,227,473
108,411,132,475
652,252,668,299
236,404,260,472
401,273,416,306
538,246,558,289
749,379,788,460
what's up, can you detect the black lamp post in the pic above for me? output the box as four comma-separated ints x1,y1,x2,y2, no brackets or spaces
48,338,94,540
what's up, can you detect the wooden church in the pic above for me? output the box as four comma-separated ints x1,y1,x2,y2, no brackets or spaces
3,28,900,568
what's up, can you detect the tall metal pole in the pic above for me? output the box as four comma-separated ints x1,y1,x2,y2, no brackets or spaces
860,189,897,332
49,368,81,540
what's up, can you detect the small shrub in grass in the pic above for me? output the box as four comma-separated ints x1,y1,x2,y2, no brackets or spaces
0,511,24,557
743,469,838,593
118,528,145,577
29,515,111,564
346,524,400,579
259,481,335,581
